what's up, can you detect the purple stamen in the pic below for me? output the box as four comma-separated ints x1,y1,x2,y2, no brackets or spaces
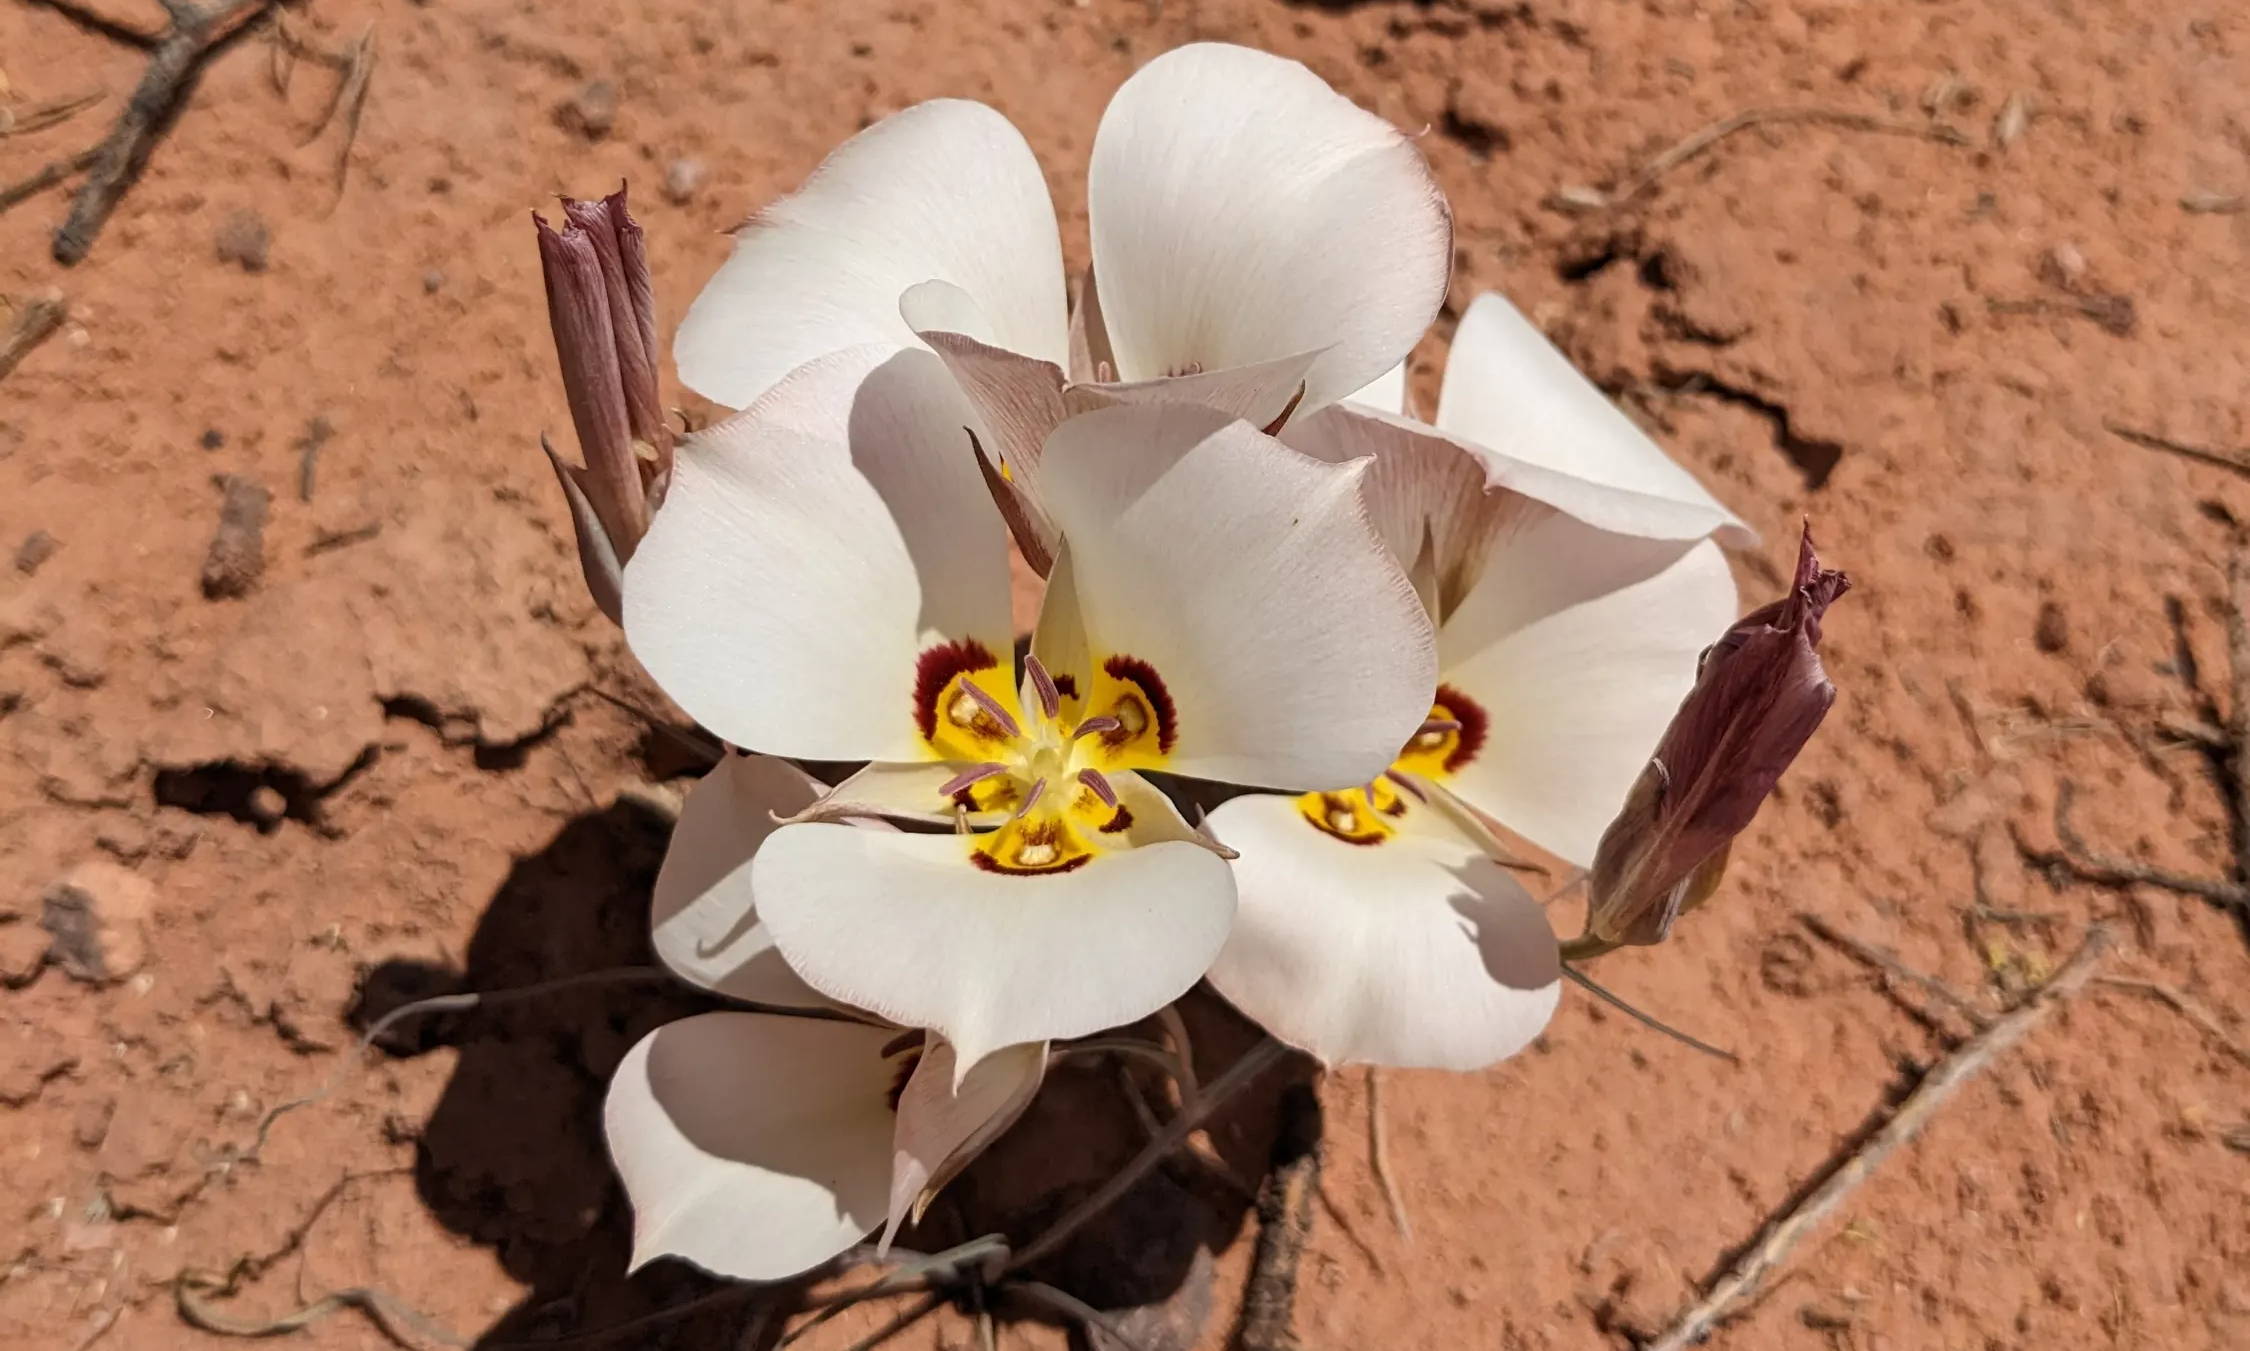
1383,769,1428,802
1077,767,1118,808
1073,716,1122,741
938,762,1010,798
960,680,1022,738
1418,717,1463,737
1025,653,1061,720
1013,776,1048,821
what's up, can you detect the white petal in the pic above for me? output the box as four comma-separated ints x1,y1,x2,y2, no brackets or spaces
1437,512,1739,865
622,346,1011,761
1069,347,1322,436
752,819,1236,1071
883,1038,1045,1251
1282,401,1523,619
652,753,836,1005
605,1013,896,1281
1341,360,1409,417
1088,43,1450,413
676,100,1067,408
1205,789,1559,1070
1437,292,1755,547
1037,403,1437,789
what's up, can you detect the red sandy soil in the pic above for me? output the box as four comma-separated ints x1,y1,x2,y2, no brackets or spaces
3,1,2247,1349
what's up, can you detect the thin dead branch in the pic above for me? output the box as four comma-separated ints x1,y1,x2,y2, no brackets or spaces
2107,420,2250,477
0,293,69,384
2095,975,2250,1069
177,1282,466,1349
53,0,279,265
1007,1280,1153,1351
1641,926,2112,1351
2019,780,2250,911
1005,1036,1292,1273
0,147,102,215
0,91,104,138
1238,1080,1322,1351
1366,1067,1413,1240
1798,913,1992,1029
23,0,159,47
1556,107,1970,211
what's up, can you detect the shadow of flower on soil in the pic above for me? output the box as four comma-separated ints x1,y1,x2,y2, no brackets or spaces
350,801,1290,1349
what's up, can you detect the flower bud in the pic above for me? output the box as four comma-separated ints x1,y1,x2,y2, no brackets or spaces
1578,524,1850,950
535,184,671,622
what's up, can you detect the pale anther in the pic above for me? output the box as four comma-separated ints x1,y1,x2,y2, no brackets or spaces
1025,654,1062,719
1077,767,1118,808
938,762,1010,798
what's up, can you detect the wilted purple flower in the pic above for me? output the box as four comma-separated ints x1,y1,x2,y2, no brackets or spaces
535,184,671,622
1575,524,1850,952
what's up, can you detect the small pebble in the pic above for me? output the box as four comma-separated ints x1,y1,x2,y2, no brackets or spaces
558,80,618,140
2034,600,2069,653
246,785,288,827
40,861,155,985
421,268,446,294
200,474,270,600
199,428,224,451
662,156,706,205
213,208,270,273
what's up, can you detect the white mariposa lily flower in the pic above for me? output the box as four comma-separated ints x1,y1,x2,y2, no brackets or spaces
606,751,1046,1281
621,346,1436,1074
1206,301,1746,1069
671,41,1451,567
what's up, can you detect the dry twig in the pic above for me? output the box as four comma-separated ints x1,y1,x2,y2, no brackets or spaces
0,91,104,138
2107,420,2250,478
53,0,278,265
1366,1067,1413,1240
1557,107,1969,211
1006,1037,1291,1273
2095,975,2250,1069
1641,926,2112,1351
1797,913,1992,1029
2020,780,2250,912
178,1282,465,1349
1238,1081,1322,1351
0,293,68,383
0,146,103,215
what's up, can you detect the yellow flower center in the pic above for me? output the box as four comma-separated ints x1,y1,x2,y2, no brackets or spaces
1298,686,1489,847
914,647,1172,875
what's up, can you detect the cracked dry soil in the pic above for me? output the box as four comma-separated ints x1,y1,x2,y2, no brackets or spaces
3,1,2248,1349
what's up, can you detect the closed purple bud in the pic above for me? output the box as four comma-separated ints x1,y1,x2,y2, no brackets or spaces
535,184,672,622
559,187,665,458
1580,523,1851,949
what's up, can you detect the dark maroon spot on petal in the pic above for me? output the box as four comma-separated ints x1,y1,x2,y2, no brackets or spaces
1379,794,1409,818
1435,683,1488,772
1099,805,1134,834
1103,655,1178,753
970,849,1093,876
913,639,999,740
1052,673,1080,700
